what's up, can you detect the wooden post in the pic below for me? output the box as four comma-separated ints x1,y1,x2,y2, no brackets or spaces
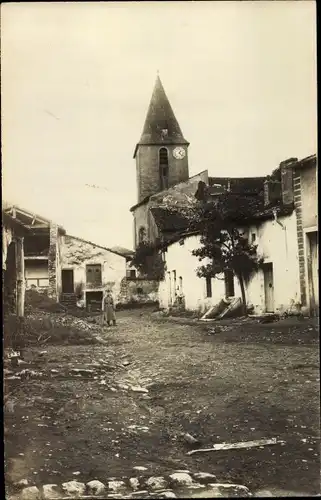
15,236,25,318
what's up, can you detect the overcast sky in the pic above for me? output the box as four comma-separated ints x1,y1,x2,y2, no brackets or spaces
2,1,317,249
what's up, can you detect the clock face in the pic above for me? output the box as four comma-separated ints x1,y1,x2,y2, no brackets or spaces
173,147,186,160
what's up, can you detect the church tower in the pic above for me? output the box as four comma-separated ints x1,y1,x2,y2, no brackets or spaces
134,75,190,203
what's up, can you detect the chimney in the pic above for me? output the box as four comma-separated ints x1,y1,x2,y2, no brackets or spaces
280,157,297,206
264,178,282,206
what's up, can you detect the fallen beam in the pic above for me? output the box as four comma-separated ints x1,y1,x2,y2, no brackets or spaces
187,438,284,455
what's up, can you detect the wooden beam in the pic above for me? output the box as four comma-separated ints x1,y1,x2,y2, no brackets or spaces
15,237,25,318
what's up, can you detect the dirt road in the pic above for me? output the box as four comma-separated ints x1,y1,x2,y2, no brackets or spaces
5,309,320,495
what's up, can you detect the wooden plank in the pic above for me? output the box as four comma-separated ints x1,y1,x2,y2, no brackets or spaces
187,438,284,455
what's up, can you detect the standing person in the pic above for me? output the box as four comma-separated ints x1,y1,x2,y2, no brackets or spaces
102,289,116,327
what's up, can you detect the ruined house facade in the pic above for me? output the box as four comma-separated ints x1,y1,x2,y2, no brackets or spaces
3,205,127,311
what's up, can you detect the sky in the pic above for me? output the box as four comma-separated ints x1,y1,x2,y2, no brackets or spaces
2,1,317,250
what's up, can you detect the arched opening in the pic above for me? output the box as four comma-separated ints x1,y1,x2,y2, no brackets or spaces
159,147,169,190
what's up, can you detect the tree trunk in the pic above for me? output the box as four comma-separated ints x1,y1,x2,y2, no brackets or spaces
238,273,247,315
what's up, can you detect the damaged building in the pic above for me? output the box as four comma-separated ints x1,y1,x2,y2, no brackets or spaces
3,205,128,311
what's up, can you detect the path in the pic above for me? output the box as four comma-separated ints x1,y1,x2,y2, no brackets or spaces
5,309,320,497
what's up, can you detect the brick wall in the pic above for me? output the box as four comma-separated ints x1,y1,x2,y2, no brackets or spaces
293,171,306,306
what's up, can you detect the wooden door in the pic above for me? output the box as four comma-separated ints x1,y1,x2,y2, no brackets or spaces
61,269,74,293
263,263,274,313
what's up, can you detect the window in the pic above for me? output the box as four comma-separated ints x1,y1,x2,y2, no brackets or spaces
206,276,212,298
251,233,256,243
224,270,235,297
86,264,102,286
130,269,136,278
159,148,169,190
137,287,143,295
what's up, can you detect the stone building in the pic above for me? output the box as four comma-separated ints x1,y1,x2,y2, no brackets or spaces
290,154,318,315
157,156,317,317
2,205,128,311
130,75,190,248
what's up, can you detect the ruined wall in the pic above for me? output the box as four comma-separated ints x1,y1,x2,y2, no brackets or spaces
59,235,126,305
133,201,159,248
118,277,159,305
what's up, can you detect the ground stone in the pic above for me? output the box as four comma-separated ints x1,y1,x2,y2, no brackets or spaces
87,480,106,495
43,484,61,499
62,480,86,496
169,472,194,487
21,486,41,500
14,479,29,488
144,477,167,491
108,480,127,493
155,492,177,499
129,478,140,490
192,483,251,498
193,472,217,484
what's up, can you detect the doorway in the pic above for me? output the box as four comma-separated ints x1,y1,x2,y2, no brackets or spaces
61,269,74,293
263,263,274,313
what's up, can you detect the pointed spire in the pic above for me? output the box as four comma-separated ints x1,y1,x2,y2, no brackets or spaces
134,75,189,156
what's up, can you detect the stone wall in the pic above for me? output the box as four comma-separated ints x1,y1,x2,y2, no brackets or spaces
118,277,159,306
59,235,126,307
136,144,189,202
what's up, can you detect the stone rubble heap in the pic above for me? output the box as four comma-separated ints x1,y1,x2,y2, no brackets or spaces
9,471,252,499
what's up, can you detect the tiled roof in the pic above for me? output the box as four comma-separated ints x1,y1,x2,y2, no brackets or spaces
134,75,188,157
208,176,265,194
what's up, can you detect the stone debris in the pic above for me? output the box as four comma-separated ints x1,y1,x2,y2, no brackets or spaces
108,480,126,493
87,480,106,495
12,472,252,499
21,486,41,500
169,472,194,487
193,472,217,484
15,479,29,488
145,476,168,490
133,466,148,471
43,484,61,499
62,480,86,496
129,478,140,491
131,386,149,393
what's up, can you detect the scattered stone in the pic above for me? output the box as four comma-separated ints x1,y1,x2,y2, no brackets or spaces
131,386,149,393
133,466,148,471
72,472,81,476
50,369,59,374
173,470,190,474
169,472,193,487
183,433,200,445
194,483,251,498
145,476,168,490
70,368,94,375
43,484,61,499
108,480,126,493
21,486,41,500
193,472,217,484
129,478,140,490
62,480,86,496
15,479,29,488
87,480,106,495
155,492,177,499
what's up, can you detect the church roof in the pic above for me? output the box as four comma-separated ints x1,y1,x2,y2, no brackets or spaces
134,75,189,157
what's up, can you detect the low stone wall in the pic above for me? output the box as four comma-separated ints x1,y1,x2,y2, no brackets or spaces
118,277,159,306
9,471,252,499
